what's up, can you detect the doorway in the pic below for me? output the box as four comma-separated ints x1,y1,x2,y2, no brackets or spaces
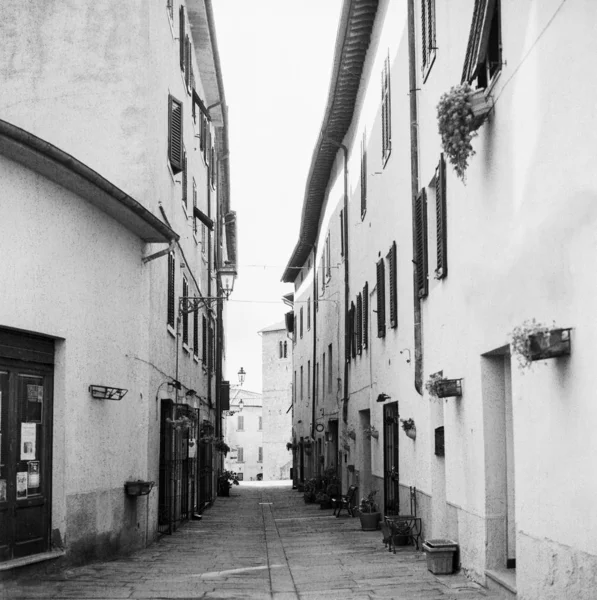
0,330,54,562
383,402,399,514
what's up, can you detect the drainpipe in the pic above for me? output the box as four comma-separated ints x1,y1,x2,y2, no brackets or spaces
311,244,317,444
407,0,423,395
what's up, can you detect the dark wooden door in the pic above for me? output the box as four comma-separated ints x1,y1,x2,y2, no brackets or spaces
383,402,400,515
0,362,53,561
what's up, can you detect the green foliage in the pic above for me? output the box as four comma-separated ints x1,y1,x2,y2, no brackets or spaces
359,490,379,514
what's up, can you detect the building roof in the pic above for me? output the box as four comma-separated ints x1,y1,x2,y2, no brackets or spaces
281,0,379,283
0,119,178,244
258,321,286,333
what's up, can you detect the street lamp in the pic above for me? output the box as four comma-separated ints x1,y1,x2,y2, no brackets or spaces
238,367,246,386
179,263,237,315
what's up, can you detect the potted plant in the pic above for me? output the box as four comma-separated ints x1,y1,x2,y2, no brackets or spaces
510,319,572,370
214,438,230,455
217,470,239,497
363,425,379,440
425,372,462,399
400,418,416,440
124,480,154,497
303,478,317,503
358,490,380,531
437,82,493,182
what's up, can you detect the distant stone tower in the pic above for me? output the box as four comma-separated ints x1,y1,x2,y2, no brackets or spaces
260,322,293,480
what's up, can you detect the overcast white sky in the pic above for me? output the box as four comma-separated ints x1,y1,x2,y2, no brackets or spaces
212,0,343,393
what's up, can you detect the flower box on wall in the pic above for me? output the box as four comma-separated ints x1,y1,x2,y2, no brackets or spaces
468,89,494,129
124,480,154,497
528,328,571,361
435,379,462,398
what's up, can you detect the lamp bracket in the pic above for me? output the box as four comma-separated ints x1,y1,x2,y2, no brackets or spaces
179,295,226,315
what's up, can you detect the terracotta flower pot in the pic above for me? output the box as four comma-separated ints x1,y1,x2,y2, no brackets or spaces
359,512,380,531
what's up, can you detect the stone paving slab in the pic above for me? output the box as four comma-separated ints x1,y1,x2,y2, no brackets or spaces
0,482,503,600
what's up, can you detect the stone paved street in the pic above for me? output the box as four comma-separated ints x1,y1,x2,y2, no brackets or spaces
1,482,502,600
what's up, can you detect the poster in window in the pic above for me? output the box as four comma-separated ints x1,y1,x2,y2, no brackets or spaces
27,385,43,403
28,461,40,492
17,472,27,499
0,480,6,502
20,423,36,460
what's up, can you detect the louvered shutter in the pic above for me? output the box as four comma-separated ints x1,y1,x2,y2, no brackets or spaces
436,155,448,278
202,316,207,364
421,0,428,69
193,310,198,357
346,302,353,361
388,241,397,328
185,36,191,88
179,6,185,70
363,282,368,349
415,190,429,298
361,136,367,217
461,0,497,83
381,69,387,162
182,149,187,206
350,302,356,359
182,278,189,345
200,114,206,153
167,252,175,327
340,210,345,257
168,95,183,174
357,293,363,354
376,259,386,338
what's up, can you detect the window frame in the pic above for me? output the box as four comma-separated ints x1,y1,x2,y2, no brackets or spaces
415,190,429,298
421,0,437,82
168,95,183,175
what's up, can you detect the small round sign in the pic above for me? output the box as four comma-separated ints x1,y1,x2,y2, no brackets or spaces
315,423,325,432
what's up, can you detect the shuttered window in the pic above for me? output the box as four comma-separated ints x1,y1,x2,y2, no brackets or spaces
381,55,392,165
421,0,437,82
435,155,448,279
299,307,303,338
350,302,356,358
307,298,311,330
340,210,345,257
209,325,214,372
202,316,207,364
363,282,369,349
167,252,175,328
435,426,445,457
185,35,191,89
182,277,189,345
182,148,187,207
200,114,206,153
192,179,198,236
179,6,185,71
328,344,333,391
376,259,386,338
258,447,263,462
415,190,429,298
361,133,367,217
193,309,198,358
237,446,244,461
168,95,183,174
388,242,397,328
356,293,363,354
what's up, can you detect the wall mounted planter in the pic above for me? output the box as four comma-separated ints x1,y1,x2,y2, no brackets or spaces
124,480,154,497
89,385,128,401
405,427,417,440
436,379,462,398
468,89,494,129
529,328,571,361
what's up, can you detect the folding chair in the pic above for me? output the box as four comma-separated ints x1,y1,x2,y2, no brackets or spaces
332,485,358,517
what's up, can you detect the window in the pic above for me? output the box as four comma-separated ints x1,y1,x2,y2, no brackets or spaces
351,301,358,358
283,341,287,358
237,416,244,431
435,155,448,279
307,298,311,330
185,35,191,90
258,447,263,462
363,282,369,349
300,307,303,338
421,0,437,81
328,344,333,392
193,308,198,359
326,234,331,281
209,325,214,372
167,0,173,20
381,55,392,165
202,316,207,364
361,133,367,217
294,370,296,403
200,113,206,153
461,0,502,89
168,95,183,174
192,179,198,236
435,426,445,457
415,190,429,298
210,146,216,188
356,293,363,353
167,251,175,328
182,148,187,208
300,365,303,401
340,209,345,257
179,6,185,71
201,223,206,254
307,360,311,399
279,341,283,359
237,446,244,462
322,352,326,397
315,362,319,403
258,417,262,431
388,242,397,328
182,276,189,346
376,259,386,337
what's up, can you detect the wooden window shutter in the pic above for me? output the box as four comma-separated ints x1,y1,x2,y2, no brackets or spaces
381,56,392,163
436,154,448,279
340,210,345,257
202,316,207,364
362,282,368,349
200,114,206,153
185,36,191,88
376,259,386,338
179,6,185,71
168,95,183,174
167,252,175,327
361,135,367,217
193,180,198,234
350,302,356,359
421,0,436,80
388,241,397,328
461,0,498,84
182,277,189,345
193,309,198,357
182,149,187,206
415,190,429,298
356,293,363,354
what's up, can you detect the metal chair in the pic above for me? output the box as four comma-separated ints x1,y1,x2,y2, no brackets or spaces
332,485,358,517
384,486,423,551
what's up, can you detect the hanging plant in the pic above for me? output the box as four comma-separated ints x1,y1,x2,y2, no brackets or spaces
437,82,493,182
400,418,416,440
214,438,230,455
362,425,379,440
510,320,571,370
425,372,462,399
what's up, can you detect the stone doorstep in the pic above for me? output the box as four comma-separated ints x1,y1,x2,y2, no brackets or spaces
0,550,65,572
485,568,517,598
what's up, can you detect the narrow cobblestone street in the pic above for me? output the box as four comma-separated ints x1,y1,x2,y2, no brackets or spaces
1,482,502,600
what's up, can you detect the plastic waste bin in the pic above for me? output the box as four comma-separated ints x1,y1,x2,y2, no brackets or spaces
422,539,458,574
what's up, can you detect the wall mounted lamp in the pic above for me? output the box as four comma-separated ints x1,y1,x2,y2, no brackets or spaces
179,263,237,315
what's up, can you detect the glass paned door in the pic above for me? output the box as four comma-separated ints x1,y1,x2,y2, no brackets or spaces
383,402,400,515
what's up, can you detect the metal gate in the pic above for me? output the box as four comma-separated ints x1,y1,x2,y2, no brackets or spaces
383,402,400,514
198,420,213,510
158,401,199,535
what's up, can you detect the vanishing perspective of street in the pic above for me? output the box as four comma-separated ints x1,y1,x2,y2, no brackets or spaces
0,482,501,600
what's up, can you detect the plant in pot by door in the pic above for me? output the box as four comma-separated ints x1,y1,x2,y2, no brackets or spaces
363,425,379,440
303,478,317,504
510,319,572,370
400,418,416,440
437,82,493,182
218,470,239,497
358,490,380,531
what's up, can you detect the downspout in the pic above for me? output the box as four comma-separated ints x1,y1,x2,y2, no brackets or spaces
407,0,423,395
311,245,317,448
